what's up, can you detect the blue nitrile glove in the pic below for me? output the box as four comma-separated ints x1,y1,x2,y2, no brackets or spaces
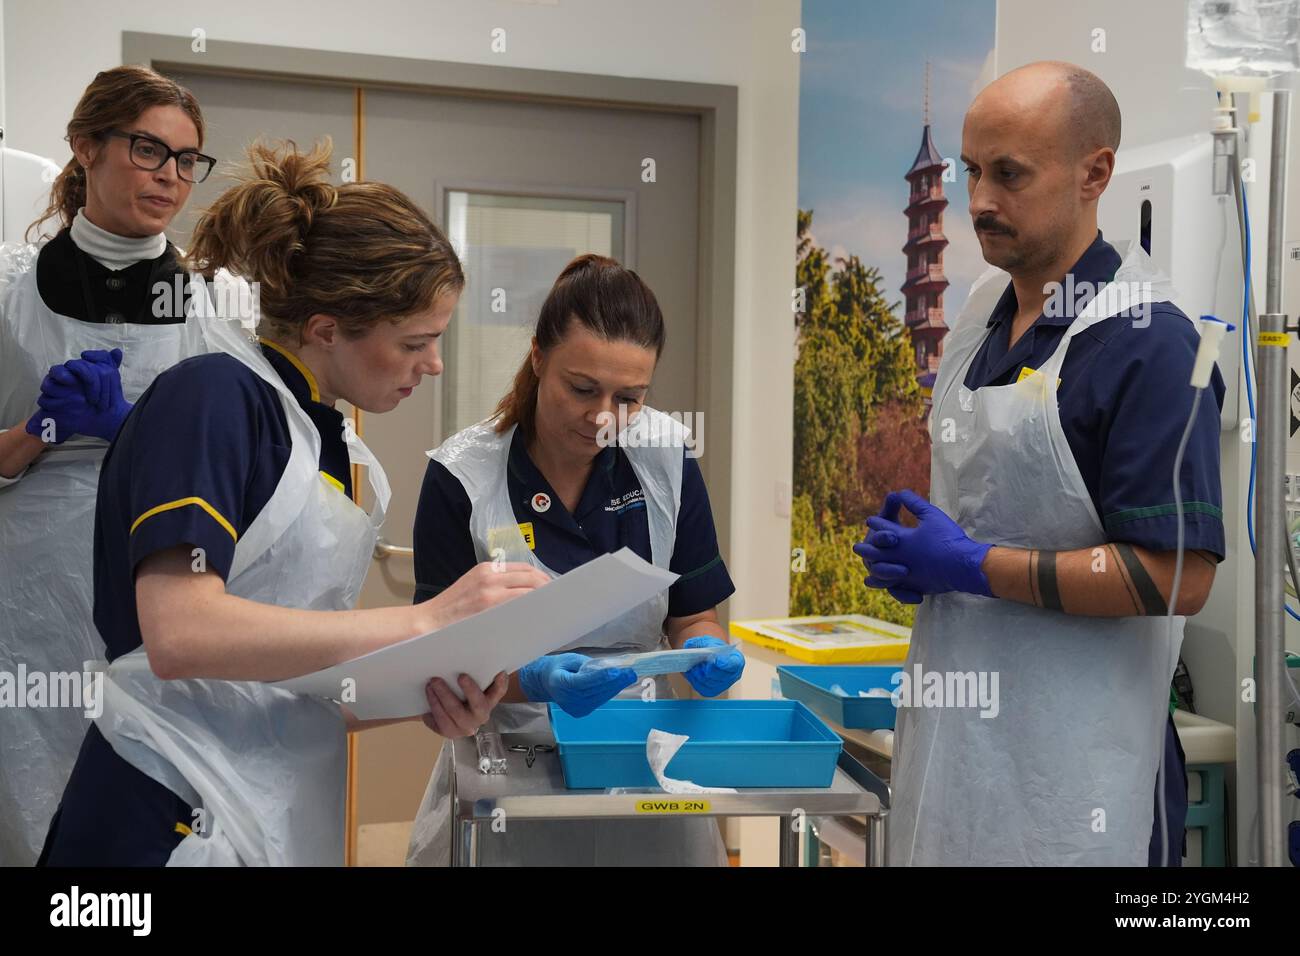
852,489,993,598
681,636,745,697
24,405,68,443
850,529,925,606
26,349,132,443
24,362,87,444
851,499,924,605
518,652,638,718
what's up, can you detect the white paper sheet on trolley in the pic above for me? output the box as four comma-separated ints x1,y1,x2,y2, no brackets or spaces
274,547,679,720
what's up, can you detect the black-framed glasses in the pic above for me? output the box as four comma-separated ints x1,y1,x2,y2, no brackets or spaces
101,129,216,184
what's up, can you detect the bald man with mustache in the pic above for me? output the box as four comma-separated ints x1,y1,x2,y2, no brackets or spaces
856,62,1223,865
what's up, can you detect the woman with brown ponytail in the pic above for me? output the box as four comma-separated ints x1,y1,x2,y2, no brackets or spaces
0,66,222,865
38,141,541,867
406,254,743,866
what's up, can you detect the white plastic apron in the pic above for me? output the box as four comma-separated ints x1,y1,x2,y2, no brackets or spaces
91,314,391,866
0,242,212,865
890,241,1186,866
407,409,727,866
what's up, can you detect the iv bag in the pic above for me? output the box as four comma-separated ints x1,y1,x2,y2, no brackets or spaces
1186,0,1300,78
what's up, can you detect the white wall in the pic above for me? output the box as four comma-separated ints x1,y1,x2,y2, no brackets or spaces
0,1,6,133
997,0,1299,864
0,0,802,626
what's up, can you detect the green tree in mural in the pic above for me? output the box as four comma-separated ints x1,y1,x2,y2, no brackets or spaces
829,255,921,418
790,493,918,623
793,210,923,517
791,209,929,624
795,208,830,331
793,323,860,523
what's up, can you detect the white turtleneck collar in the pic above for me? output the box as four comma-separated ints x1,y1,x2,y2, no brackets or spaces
69,208,167,272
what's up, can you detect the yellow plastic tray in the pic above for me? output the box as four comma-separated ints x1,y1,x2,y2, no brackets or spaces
729,614,911,664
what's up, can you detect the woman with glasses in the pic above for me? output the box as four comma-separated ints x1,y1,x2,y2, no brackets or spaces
0,66,221,864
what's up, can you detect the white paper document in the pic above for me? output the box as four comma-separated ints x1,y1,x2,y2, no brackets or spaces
274,548,679,720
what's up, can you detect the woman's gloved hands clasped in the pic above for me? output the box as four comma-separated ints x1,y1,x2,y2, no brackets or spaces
853,489,993,604
25,348,133,444
519,653,638,718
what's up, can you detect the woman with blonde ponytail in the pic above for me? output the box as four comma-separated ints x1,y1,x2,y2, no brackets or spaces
39,140,539,867
0,66,221,865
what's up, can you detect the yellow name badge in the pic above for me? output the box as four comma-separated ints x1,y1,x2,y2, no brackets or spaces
486,524,535,554
635,799,712,814
1015,365,1062,388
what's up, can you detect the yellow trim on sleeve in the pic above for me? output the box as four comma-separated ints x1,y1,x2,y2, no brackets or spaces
259,337,321,402
320,471,346,493
174,822,192,837
130,497,238,543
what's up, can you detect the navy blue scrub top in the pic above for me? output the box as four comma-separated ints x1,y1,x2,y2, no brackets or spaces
93,338,354,662
41,337,354,866
413,426,735,619
960,232,1226,560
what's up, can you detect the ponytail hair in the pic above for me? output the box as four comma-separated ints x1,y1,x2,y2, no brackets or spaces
183,139,464,340
493,253,665,437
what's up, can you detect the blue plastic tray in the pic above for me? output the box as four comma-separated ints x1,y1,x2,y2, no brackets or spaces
777,665,904,730
548,699,843,789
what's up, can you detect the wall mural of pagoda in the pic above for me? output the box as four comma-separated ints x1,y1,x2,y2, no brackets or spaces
791,0,995,623
902,85,951,402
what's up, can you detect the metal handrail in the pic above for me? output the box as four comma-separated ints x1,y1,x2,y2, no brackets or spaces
373,536,414,560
